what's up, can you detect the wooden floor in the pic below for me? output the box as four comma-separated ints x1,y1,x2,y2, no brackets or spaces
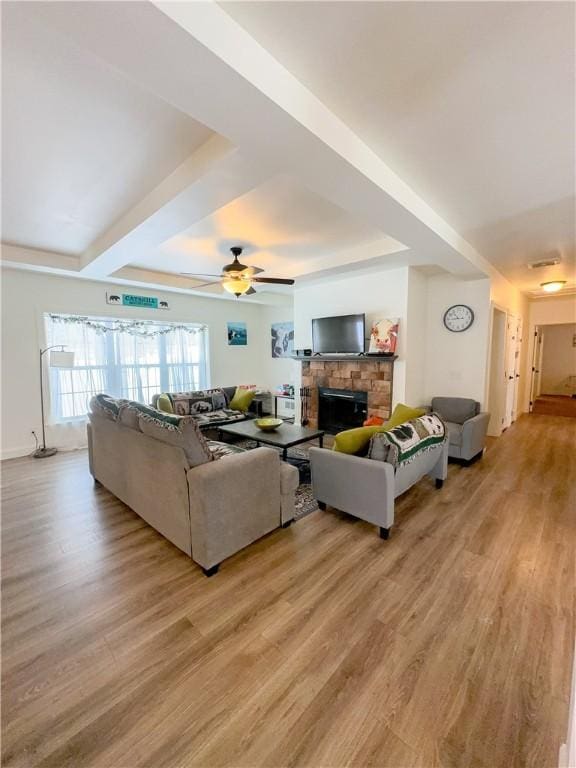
1,414,575,768
533,394,576,418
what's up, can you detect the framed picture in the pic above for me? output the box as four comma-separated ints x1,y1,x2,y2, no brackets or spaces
271,322,294,358
368,318,399,355
227,322,247,346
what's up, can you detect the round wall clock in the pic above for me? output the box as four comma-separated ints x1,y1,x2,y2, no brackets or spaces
443,304,474,332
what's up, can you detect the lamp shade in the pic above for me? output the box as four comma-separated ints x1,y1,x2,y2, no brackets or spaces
50,350,75,368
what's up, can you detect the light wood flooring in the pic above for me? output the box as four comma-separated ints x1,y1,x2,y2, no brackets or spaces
533,394,576,418
1,413,575,767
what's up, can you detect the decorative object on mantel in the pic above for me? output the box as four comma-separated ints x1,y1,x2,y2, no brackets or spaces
368,318,399,355
227,322,247,346
34,346,75,459
271,322,294,358
48,314,206,338
106,292,169,310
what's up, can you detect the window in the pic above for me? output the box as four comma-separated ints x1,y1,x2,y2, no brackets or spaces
45,314,208,420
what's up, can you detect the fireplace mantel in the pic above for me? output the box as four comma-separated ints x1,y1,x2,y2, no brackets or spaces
298,357,395,428
292,354,397,363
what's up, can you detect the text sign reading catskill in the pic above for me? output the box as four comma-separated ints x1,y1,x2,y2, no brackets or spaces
106,293,169,310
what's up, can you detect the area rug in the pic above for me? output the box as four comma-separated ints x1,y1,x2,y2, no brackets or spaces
232,438,319,520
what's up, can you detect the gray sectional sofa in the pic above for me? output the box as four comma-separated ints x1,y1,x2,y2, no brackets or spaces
87,395,298,575
151,386,257,429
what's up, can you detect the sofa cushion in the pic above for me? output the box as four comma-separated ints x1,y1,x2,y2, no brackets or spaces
333,403,426,455
138,410,213,467
229,387,256,413
431,397,479,425
446,421,463,447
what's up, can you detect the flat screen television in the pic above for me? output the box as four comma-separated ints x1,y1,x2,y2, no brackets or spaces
312,313,365,354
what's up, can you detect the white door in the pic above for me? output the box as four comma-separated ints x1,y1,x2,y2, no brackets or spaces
502,315,518,429
512,317,523,421
529,327,545,410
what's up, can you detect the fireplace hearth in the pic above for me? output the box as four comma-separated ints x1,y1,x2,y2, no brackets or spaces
318,387,368,434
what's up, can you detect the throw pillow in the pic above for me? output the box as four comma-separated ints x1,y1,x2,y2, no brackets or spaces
138,411,213,467
364,415,385,427
229,387,256,413
332,403,426,455
366,432,391,462
157,393,174,414
172,395,213,416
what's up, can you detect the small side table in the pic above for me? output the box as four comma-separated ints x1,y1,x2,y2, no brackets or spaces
274,393,295,421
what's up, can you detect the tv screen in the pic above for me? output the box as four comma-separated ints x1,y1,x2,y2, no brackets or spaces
312,313,365,354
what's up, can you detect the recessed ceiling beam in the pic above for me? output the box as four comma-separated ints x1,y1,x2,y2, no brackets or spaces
32,0,496,279
80,135,275,277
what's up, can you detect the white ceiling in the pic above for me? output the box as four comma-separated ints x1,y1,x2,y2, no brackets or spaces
1,0,574,299
221,0,576,292
1,2,212,255
133,174,399,278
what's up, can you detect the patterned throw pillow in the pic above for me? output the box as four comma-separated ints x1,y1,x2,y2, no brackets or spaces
137,410,213,467
172,395,213,416
368,413,446,467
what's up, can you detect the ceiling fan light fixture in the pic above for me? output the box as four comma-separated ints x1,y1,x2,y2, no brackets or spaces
540,280,566,293
222,277,251,296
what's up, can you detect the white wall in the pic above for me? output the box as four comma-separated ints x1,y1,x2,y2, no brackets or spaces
540,323,576,395
1,268,291,458
404,268,428,406
294,266,410,406
259,304,297,418
423,274,491,406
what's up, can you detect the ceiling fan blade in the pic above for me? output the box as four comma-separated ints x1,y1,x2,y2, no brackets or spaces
180,273,223,278
187,280,223,289
245,286,257,295
251,277,295,285
240,266,264,276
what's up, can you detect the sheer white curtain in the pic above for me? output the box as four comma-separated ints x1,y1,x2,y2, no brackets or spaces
44,314,208,450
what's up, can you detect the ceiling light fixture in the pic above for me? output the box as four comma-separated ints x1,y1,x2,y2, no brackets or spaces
540,280,567,293
222,276,251,297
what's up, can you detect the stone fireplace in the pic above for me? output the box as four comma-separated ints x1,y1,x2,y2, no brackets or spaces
300,358,394,430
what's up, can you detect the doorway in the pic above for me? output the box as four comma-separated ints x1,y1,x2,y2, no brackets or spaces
530,323,576,418
487,307,507,436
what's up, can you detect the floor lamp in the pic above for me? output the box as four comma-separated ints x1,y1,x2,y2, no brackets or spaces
34,346,75,459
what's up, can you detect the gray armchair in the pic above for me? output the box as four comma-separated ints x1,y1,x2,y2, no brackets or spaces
430,397,489,464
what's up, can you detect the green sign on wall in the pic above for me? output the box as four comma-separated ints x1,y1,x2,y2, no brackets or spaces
106,292,169,310
122,294,158,309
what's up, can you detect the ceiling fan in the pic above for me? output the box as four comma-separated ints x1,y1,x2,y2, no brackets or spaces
180,246,295,298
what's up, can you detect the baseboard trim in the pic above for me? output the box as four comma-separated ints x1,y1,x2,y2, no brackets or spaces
1,446,34,460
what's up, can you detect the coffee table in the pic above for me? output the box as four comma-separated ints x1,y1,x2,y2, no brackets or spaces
218,419,324,461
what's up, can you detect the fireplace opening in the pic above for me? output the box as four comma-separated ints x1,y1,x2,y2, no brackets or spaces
318,387,368,434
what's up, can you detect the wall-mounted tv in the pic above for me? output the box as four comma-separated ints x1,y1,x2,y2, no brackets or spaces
312,313,365,354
